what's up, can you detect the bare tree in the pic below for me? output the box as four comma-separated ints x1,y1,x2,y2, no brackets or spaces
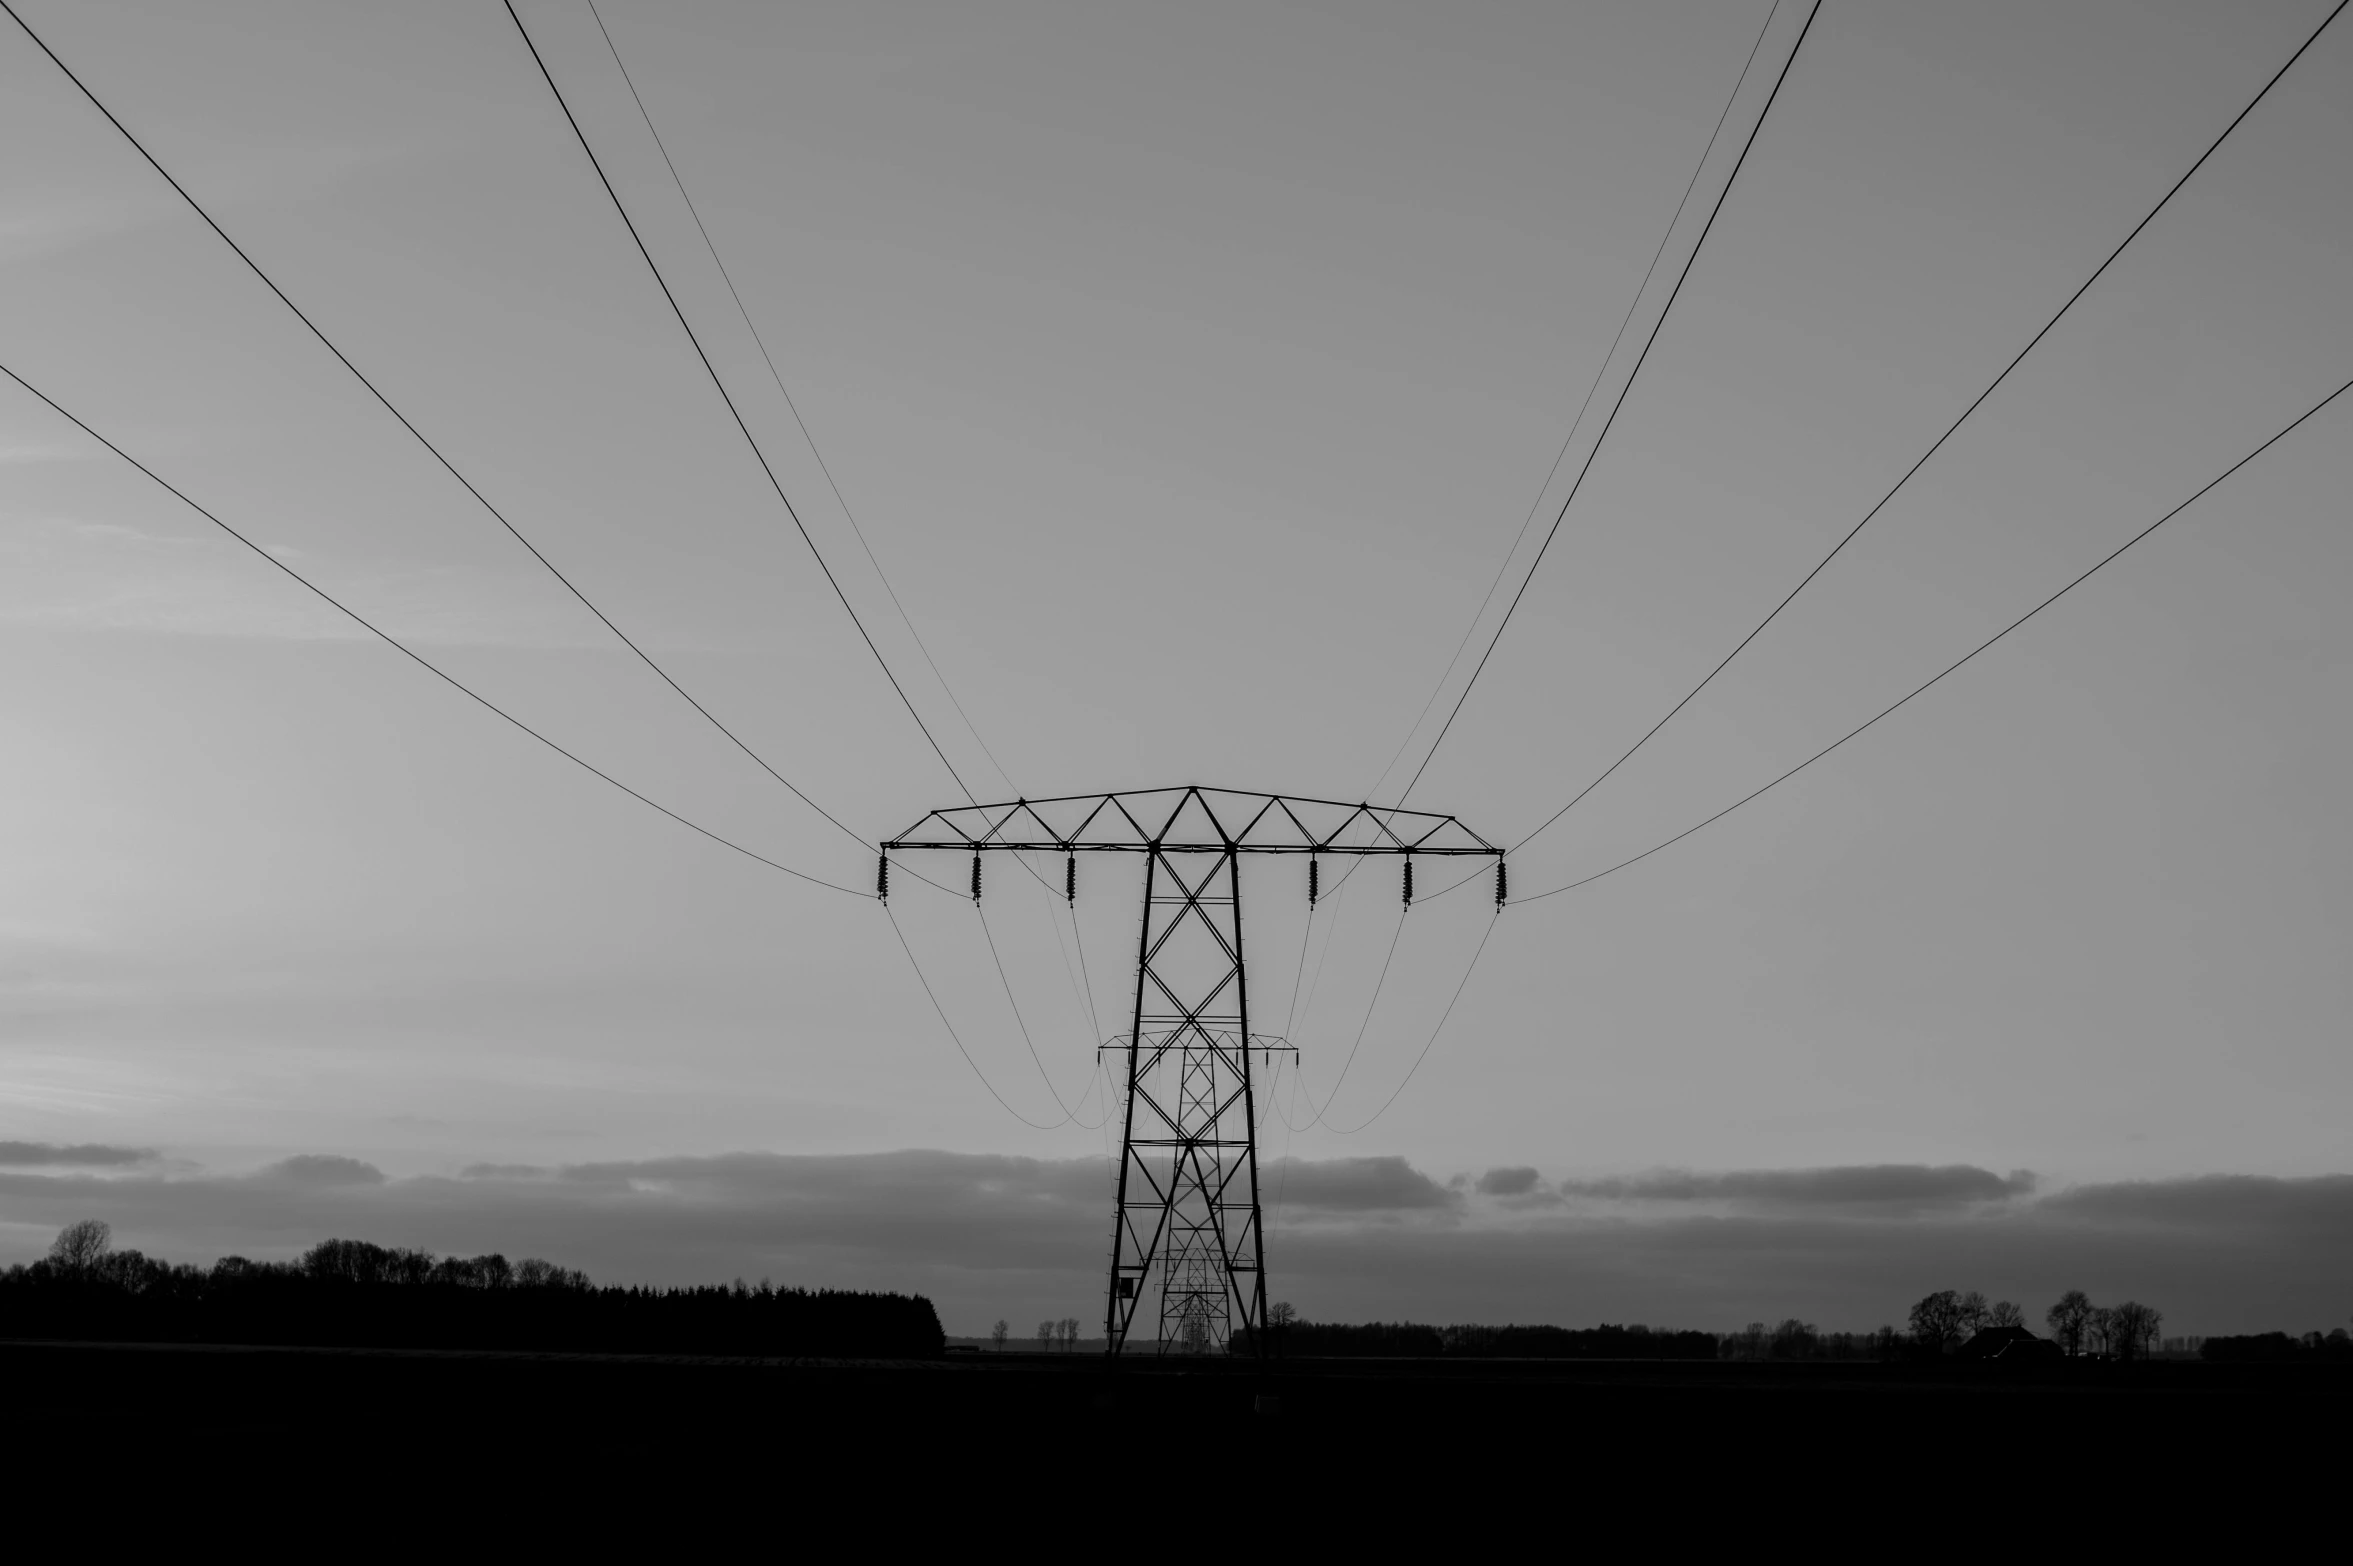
1059,1316,1080,1350
2110,1301,2162,1361
1955,1290,1990,1341
1987,1300,2025,1331
1910,1290,1966,1354
2087,1306,2118,1358
990,1318,1009,1352
2046,1290,2094,1357
1037,1319,1056,1352
48,1220,111,1271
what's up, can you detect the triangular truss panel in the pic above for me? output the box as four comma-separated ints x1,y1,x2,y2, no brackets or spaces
887,786,1499,857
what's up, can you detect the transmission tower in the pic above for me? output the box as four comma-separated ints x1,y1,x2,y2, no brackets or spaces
885,786,1498,1356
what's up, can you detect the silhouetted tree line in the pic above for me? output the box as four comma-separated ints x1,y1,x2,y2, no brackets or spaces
1232,1320,1444,1357
1232,1312,1716,1360
1884,1288,2165,1360
2,1222,944,1358
2199,1329,2353,1362
1718,1320,1908,1361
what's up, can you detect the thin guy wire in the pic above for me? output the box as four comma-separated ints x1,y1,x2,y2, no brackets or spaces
1512,0,2350,857
569,0,1077,921
885,902,1071,1129
885,854,967,900
1066,898,1106,1045
1279,896,1320,1042
1322,907,1501,1135
1017,847,1109,1052
1417,858,1497,906
503,0,982,806
1511,374,2353,905
583,0,1019,800
0,361,865,897
0,0,872,853
976,900,1084,1119
1295,902,1411,1130
1269,1056,1300,1232
1287,862,1357,1051
1364,0,1785,805
1393,0,1823,810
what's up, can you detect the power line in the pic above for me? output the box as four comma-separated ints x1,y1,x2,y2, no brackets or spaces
502,0,983,806
0,0,869,854
976,899,1087,1120
582,0,1021,800
0,359,867,898
1320,907,1501,1136
1510,373,2353,906
885,854,967,900
1015,847,1110,1049
884,902,1074,1129
1294,901,1410,1130
1062,893,1107,1046
1511,0,2351,858
1365,0,1786,806
556,5,1097,1122
1390,0,1821,809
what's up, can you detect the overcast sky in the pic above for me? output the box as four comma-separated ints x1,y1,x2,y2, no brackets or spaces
2,0,2348,1334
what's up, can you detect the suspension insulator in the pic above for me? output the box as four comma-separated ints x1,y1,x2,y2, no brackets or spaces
1307,856,1319,907
877,854,890,902
971,853,983,903
1402,856,1414,907
1065,852,1077,905
1495,858,1508,906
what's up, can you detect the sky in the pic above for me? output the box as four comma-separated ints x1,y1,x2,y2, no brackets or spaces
1,0,2348,1336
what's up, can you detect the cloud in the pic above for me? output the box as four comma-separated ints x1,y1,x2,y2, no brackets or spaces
259,1155,385,1187
1475,1166,1541,1197
1558,1164,2035,1213
1263,1155,1458,1213
2036,1173,2353,1237
0,1155,2346,1337
0,1141,157,1169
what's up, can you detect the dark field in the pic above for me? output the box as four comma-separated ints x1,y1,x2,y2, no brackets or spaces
6,1337,2342,1491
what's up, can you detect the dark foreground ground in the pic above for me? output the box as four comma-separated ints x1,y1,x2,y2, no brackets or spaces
7,1337,2344,1497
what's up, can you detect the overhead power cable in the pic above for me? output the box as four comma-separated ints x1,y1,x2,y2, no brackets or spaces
1511,0,2350,857
0,0,868,855
503,1,982,807
0,360,867,898
1365,0,1785,806
1510,373,2353,906
579,8,1091,1140
1294,902,1410,1131
1389,0,1821,809
1320,907,1501,1136
976,900,1088,1121
884,902,1075,1129
584,0,1019,800
885,854,967,901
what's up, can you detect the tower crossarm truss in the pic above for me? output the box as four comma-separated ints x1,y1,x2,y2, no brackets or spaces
884,785,1499,858
883,787,1498,1357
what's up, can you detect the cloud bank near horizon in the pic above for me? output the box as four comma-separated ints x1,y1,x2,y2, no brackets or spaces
2,1146,2345,1337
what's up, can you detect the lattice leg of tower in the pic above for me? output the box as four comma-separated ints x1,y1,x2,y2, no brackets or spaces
1102,847,1269,1357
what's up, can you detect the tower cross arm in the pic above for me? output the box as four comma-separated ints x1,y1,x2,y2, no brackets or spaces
880,785,1500,856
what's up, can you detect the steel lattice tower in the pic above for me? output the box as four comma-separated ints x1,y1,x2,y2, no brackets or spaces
886,786,1498,1356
